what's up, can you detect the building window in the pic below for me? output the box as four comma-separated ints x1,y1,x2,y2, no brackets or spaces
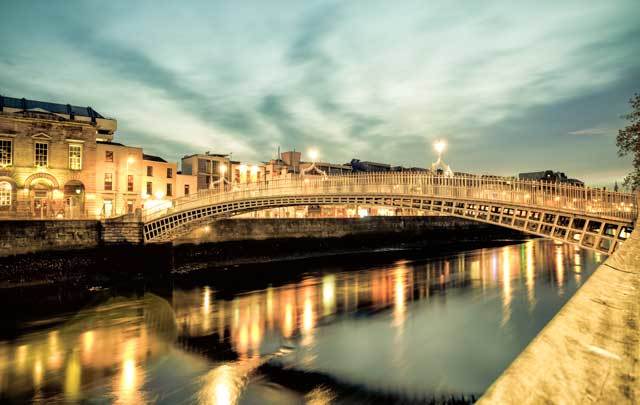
184,184,190,196
166,183,173,197
103,200,113,217
0,139,12,166
35,142,48,167
127,175,134,192
105,150,114,162
167,168,173,178
127,200,134,214
146,181,152,195
104,173,113,191
69,144,82,170
147,166,153,176
0,182,11,206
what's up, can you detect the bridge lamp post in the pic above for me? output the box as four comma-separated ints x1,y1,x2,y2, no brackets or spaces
302,147,327,178
239,164,247,184
431,139,453,177
219,164,228,192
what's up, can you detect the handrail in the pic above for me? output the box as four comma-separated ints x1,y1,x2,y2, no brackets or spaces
143,172,638,223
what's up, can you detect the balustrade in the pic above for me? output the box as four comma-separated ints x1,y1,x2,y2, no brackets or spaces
143,173,637,223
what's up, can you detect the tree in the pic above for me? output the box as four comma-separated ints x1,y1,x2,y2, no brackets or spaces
614,181,619,192
617,93,640,191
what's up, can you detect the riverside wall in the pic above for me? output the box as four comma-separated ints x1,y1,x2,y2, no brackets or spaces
0,216,520,257
174,216,517,245
478,218,640,404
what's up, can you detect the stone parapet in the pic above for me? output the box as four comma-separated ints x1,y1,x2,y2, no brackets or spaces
478,217,640,404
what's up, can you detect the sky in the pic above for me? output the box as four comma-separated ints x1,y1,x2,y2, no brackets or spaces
1,1,639,186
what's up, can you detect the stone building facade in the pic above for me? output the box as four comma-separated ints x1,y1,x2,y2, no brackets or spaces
0,96,117,219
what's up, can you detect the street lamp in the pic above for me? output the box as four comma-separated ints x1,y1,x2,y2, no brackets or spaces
308,148,319,162
211,162,231,192
434,140,446,158
301,147,327,178
431,139,453,177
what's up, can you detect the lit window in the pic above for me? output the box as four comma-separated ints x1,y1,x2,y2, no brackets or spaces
0,139,12,166
127,175,134,192
35,142,48,167
147,166,153,176
69,144,82,170
105,150,113,162
0,182,11,206
146,182,152,195
104,173,113,191
167,168,173,178
166,183,173,197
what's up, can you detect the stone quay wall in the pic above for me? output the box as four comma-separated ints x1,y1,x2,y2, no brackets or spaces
0,220,102,257
0,216,520,257
478,217,640,404
175,216,515,245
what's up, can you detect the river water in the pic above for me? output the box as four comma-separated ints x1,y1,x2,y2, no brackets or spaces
0,239,604,404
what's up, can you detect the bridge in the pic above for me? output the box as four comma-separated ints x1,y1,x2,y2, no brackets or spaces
142,172,637,253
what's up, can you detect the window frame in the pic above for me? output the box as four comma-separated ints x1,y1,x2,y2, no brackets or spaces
68,144,82,170
146,181,153,195
147,166,153,177
167,168,173,178
0,182,11,206
105,150,114,162
0,139,12,167
127,175,134,192
104,173,113,191
166,183,173,197
34,141,49,168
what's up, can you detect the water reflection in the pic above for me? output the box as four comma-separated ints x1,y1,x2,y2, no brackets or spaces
0,240,605,403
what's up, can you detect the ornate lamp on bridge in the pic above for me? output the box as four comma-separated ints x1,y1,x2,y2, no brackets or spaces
301,148,327,178
211,163,231,192
431,139,453,177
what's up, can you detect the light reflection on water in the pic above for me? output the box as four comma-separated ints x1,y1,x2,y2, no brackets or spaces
0,240,604,403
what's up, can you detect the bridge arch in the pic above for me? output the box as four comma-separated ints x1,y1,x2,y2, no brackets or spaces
143,173,637,254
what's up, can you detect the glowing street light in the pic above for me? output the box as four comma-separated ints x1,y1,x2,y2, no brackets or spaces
434,140,446,157
302,147,327,178
308,148,319,162
430,138,453,177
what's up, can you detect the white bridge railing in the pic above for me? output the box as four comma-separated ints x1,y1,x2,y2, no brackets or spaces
143,173,637,223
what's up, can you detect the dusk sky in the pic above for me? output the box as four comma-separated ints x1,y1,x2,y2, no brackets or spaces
1,1,639,186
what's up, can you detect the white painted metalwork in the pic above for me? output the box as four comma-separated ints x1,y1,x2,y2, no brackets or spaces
143,172,637,252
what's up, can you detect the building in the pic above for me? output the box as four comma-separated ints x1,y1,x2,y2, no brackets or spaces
0,95,117,218
95,141,143,217
518,170,584,186
230,161,266,185
0,94,196,219
349,159,392,172
181,152,232,191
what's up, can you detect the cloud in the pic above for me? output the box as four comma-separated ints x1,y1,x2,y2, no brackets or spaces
0,0,639,184
568,128,615,136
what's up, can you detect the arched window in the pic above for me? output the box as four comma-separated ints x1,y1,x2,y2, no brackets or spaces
0,182,11,206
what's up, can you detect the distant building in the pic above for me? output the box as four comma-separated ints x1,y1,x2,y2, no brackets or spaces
518,170,584,186
181,152,232,191
349,159,391,172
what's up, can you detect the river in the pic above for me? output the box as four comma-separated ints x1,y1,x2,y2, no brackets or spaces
0,239,604,404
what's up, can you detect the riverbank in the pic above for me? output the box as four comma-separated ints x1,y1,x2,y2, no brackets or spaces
0,216,526,287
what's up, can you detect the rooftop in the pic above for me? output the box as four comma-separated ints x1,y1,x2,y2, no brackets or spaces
0,95,108,119
143,154,168,163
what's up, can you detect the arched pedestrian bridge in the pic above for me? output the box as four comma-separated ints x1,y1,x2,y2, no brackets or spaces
143,173,637,253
